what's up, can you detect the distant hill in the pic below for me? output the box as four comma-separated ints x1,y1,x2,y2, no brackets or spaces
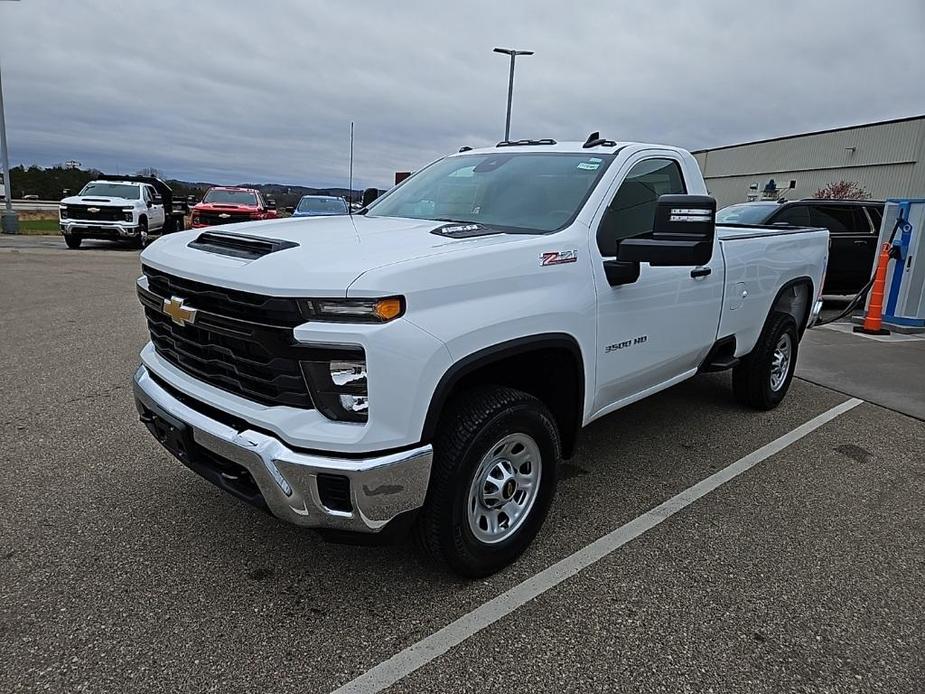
7,165,365,209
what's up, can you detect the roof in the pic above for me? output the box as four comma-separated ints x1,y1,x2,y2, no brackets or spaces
726,199,885,207
456,140,686,156
208,186,259,192
692,114,925,154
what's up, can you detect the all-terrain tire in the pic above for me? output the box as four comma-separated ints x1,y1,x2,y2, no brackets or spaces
63,234,82,249
732,311,799,410
415,386,560,578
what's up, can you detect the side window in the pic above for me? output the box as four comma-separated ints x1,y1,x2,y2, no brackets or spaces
809,205,864,234
596,158,686,256
770,205,811,226
142,186,152,203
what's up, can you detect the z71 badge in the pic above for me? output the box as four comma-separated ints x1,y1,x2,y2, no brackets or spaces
541,250,578,266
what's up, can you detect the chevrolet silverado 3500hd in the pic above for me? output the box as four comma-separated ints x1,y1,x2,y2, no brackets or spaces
133,136,828,577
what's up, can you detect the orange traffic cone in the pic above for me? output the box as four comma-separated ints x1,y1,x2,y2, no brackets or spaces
854,242,893,335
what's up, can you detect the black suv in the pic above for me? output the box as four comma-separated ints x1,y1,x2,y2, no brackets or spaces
716,199,885,294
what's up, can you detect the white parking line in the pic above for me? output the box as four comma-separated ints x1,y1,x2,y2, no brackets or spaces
332,397,864,694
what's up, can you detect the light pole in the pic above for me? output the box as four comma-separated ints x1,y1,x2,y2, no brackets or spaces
493,47,533,142
1,0,21,234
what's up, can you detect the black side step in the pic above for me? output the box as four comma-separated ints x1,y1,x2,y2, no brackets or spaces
702,355,740,372
699,336,739,372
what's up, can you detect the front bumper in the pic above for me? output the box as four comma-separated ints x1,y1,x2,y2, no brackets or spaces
61,220,139,238
132,365,433,533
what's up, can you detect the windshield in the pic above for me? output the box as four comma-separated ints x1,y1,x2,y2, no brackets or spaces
203,189,258,205
79,182,140,199
366,152,615,233
298,197,348,214
716,203,777,225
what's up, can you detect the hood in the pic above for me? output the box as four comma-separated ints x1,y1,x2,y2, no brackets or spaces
140,214,530,296
194,202,259,211
61,195,136,206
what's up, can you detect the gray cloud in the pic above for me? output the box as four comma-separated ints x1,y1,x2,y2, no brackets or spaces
2,0,923,188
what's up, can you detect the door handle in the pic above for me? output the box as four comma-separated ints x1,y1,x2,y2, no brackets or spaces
853,240,870,245
690,267,712,278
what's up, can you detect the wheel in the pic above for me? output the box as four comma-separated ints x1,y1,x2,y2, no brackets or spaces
134,219,148,249
415,386,560,578
63,234,81,249
732,312,798,410
173,215,185,232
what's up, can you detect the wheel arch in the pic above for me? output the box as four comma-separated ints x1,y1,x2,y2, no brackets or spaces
770,276,815,335
421,333,586,459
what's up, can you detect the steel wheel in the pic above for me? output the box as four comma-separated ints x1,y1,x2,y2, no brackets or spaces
769,332,792,392
467,433,542,545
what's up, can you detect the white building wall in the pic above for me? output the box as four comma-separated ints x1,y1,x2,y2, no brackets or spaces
694,116,925,207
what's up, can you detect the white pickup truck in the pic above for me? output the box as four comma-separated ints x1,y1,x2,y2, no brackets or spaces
133,136,828,576
60,175,184,249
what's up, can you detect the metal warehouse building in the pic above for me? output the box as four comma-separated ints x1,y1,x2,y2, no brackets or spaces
692,115,925,207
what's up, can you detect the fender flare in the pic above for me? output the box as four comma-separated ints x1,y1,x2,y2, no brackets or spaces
769,276,815,334
420,333,586,446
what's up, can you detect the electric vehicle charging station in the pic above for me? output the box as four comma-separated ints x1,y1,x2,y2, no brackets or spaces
863,199,925,332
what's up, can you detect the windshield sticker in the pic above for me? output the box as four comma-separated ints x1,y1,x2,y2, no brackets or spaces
541,250,578,266
577,162,600,170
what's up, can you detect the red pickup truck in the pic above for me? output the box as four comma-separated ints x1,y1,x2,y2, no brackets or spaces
189,186,277,229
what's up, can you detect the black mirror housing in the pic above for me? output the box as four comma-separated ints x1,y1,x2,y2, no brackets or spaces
618,194,716,267
362,188,380,207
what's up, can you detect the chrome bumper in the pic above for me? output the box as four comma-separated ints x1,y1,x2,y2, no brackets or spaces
132,365,433,533
61,221,139,236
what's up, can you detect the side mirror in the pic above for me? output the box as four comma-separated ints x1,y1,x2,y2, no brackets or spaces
362,188,380,207
618,195,716,267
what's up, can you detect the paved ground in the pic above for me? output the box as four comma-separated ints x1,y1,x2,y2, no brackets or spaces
2,237,923,693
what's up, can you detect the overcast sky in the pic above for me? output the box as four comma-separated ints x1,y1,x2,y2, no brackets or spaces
2,0,923,188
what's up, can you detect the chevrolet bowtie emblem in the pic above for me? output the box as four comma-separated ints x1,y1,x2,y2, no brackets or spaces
87,207,100,213
163,296,197,326
218,213,230,219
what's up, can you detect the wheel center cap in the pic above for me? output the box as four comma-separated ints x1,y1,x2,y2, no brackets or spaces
502,479,516,499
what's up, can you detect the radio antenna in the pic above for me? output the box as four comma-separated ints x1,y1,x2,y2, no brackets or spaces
348,121,354,214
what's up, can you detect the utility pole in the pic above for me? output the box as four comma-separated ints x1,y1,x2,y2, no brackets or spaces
493,47,534,142
1,0,20,233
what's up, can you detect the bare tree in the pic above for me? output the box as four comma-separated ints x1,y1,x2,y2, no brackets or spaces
813,180,871,200
135,167,161,179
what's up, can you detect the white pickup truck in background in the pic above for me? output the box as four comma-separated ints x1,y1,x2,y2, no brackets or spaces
132,135,828,576
59,174,185,249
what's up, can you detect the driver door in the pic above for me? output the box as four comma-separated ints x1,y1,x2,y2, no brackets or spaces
591,155,723,416
146,186,166,230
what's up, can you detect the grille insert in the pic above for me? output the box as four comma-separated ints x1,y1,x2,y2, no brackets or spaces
140,266,313,408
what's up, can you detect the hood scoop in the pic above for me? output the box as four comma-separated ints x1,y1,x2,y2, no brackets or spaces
430,222,504,239
188,231,298,260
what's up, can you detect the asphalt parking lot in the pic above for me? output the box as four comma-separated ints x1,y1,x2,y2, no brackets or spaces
2,237,923,693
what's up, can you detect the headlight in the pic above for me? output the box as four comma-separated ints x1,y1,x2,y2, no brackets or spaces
59,205,67,218
122,208,134,222
301,349,369,422
300,297,404,323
